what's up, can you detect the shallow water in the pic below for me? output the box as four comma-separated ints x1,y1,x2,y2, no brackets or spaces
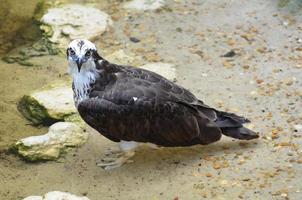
1,0,302,199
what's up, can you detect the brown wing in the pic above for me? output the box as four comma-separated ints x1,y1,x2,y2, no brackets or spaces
77,97,222,147
77,66,223,146
77,64,257,146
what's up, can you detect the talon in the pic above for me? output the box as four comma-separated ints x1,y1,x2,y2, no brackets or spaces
105,146,122,155
97,148,135,170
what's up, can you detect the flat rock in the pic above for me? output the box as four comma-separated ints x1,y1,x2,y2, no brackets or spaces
12,122,88,161
23,191,90,200
124,0,165,10
40,4,112,48
18,84,76,125
139,62,176,81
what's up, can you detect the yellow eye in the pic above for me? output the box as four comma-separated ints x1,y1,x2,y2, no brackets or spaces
85,50,91,57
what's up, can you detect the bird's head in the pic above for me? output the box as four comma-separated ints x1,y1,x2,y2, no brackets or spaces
67,39,99,73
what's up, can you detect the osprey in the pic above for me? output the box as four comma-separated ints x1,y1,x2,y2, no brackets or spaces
67,39,259,170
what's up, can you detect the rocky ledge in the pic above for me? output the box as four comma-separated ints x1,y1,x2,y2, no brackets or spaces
18,84,76,125
11,122,88,161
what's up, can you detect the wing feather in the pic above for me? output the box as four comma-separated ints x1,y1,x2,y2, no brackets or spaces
77,66,223,146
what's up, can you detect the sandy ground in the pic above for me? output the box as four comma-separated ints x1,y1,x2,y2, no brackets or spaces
0,0,302,199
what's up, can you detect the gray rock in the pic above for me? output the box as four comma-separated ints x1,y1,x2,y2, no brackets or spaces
40,4,112,48
124,0,165,10
12,122,88,162
139,62,176,81
23,191,90,200
18,83,76,125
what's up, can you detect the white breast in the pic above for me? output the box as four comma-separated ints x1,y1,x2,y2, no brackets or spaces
72,70,97,106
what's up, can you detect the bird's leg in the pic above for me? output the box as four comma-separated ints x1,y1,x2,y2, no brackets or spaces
104,146,123,156
97,141,138,170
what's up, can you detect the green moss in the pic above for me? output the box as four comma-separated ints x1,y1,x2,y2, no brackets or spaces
18,95,59,125
40,24,54,38
33,0,51,21
9,142,30,155
18,92,76,126
2,37,60,66
64,114,86,128
18,60,35,66
10,141,75,162
2,56,16,63
1,0,66,66
33,37,60,55
10,143,58,162
9,142,50,162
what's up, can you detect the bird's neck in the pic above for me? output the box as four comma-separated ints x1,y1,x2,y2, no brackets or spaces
70,59,123,107
71,66,99,107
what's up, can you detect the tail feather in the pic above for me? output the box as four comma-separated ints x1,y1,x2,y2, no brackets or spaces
221,127,259,140
218,111,250,123
215,111,259,140
189,102,259,141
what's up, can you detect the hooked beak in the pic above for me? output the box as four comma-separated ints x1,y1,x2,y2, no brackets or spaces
76,58,83,72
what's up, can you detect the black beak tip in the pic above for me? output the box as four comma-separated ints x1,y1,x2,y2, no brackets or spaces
76,60,82,72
